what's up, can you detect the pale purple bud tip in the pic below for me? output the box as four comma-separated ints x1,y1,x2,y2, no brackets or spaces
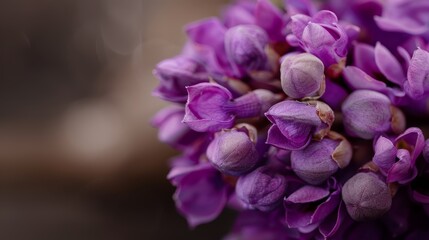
342,172,392,221
342,90,404,139
236,166,287,211
280,53,325,99
291,131,352,185
207,126,259,176
225,25,269,72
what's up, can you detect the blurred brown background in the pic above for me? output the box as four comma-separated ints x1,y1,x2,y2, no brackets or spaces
0,0,235,239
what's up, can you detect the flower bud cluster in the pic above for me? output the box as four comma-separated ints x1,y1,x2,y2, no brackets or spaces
153,0,429,239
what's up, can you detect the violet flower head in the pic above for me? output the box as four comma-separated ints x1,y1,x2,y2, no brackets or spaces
207,124,260,176
152,0,429,237
291,131,352,185
236,166,287,211
341,90,405,139
266,100,334,150
184,82,279,132
284,178,341,233
167,163,229,227
287,10,359,67
280,53,326,99
153,56,209,102
342,172,392,221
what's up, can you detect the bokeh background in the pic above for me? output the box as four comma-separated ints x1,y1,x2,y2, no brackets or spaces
0,0,236,239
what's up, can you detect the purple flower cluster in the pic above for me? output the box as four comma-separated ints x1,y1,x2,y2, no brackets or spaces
152,0,429,239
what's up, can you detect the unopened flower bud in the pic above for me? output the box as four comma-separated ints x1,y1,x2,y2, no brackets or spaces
291,131,352,185
184,83,280,132
236,166,287,211
280,53,325,99
225,25,269,73
266,100,334,150
153,56,208,102
342,172,392,221
342,90,405,139
207,125,259,176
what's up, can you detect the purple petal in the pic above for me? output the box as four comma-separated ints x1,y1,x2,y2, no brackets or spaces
319,201,346,238
255,0,285,42
153,56,209,102
404,48,429,99
320,78,348,111
395,127,425,162
374,42,406,85
284,0,317,16
266,124,312,151
286,185,330,204
353,43,378,75
168,163,228,227
289,14,312,41
222,1,256,28
266,101,322,150
311,10,338,25
311,182,341,223
343,66,388,92
387,149,416,184
373,136,397,174
183,83,234,132
186,18,226,57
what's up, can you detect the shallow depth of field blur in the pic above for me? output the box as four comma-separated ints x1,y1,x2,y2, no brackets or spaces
0,0,234,239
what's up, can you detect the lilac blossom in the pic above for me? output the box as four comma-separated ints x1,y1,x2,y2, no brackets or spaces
265,100,334,150
342,42,409,102
284,178,343,236
286,10,359,67
372,127,425,184
153,56,209,102
183,82,279,132
167,163,230,227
